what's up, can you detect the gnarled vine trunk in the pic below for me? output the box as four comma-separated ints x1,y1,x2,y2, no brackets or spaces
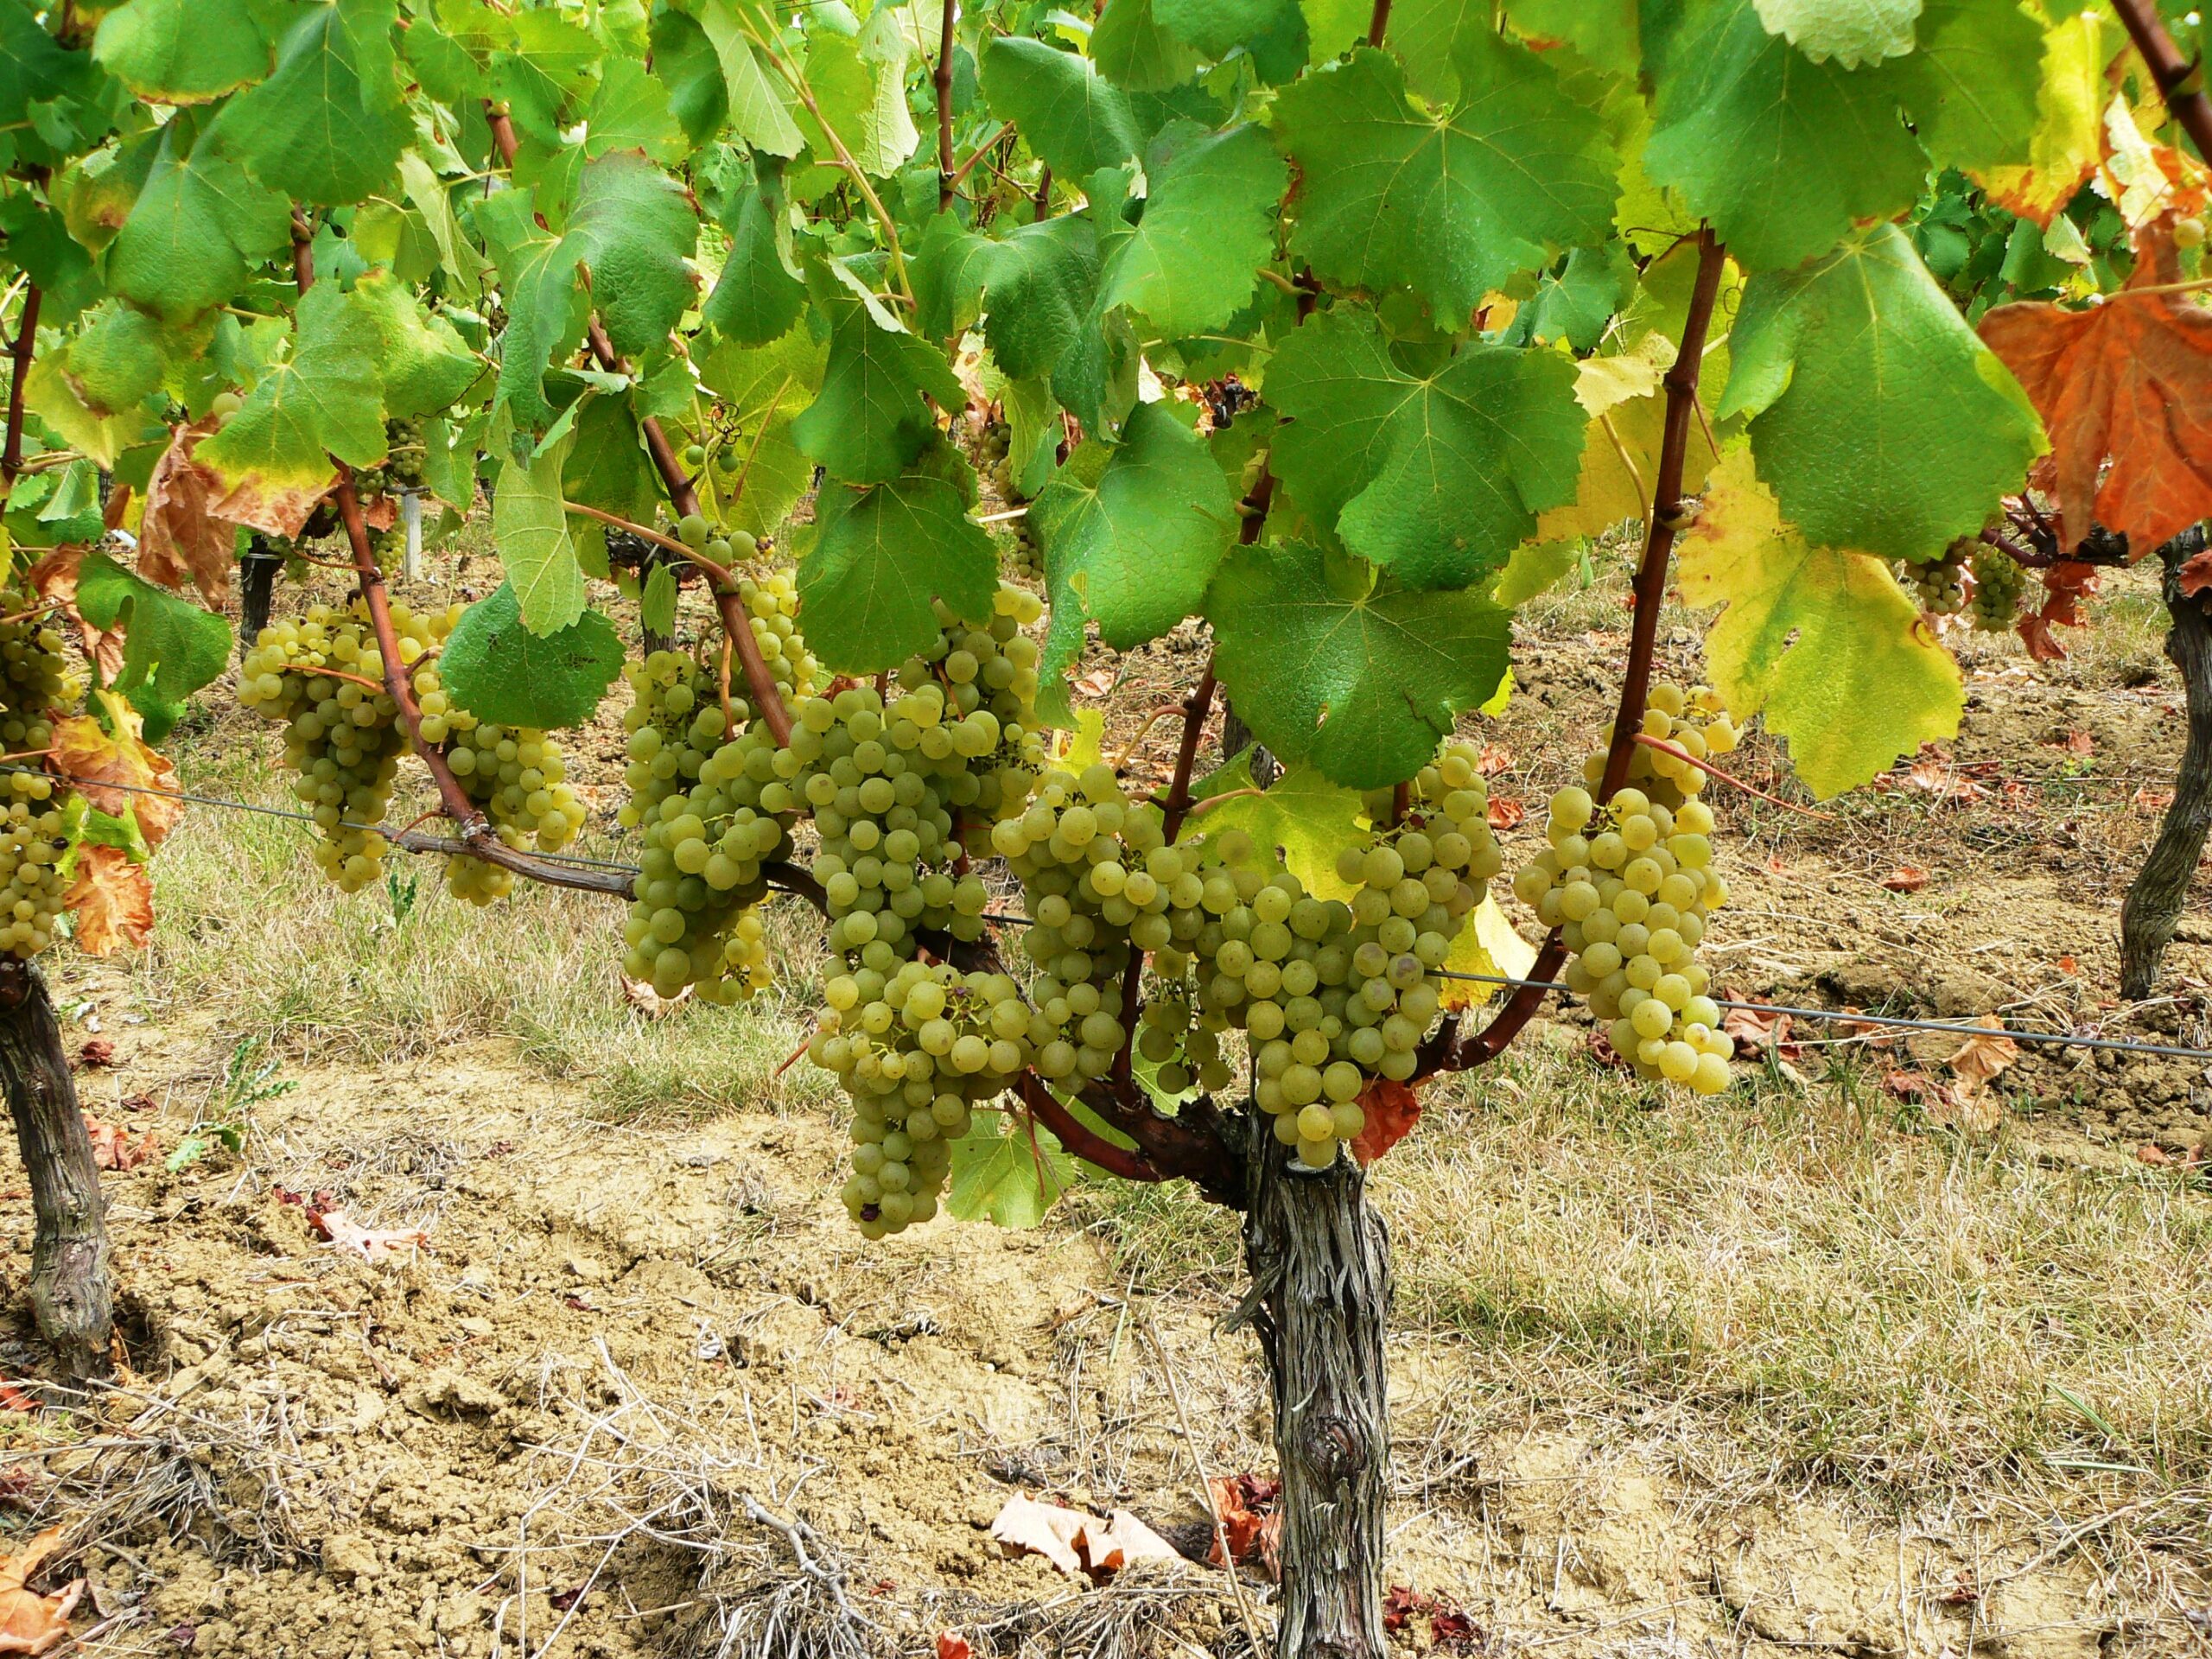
239,539,283,657
1240,1113,1390,1659
2122,527,2212,1000
0,961,111,1378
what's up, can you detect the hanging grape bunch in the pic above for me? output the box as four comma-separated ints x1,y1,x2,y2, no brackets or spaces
1900,543,1970,615
239,601,429,893
0,594,75,961
616,650,792,1002
1968,544,2026,632
1518,683,1735,1094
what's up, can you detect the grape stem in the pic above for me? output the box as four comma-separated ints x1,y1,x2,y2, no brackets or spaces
2111,0,2212,162
480,105,795,747
1017,1073,1163,1184
1629,734,1831,819
946,123,1018,196
276,662,389,696
2,279,39,496
1368,0,1391,47
1419,227,1730,1081
934,0,957,212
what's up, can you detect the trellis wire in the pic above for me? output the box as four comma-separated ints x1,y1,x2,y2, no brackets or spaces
25,766,2212,1066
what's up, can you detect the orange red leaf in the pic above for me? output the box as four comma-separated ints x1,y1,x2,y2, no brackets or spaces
1349,1077,1422,1165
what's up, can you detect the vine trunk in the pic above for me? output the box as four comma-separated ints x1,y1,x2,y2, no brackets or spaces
239,539,282,658
1241,1113,1392,1659
2121,528,2212,998
0,961,111,1378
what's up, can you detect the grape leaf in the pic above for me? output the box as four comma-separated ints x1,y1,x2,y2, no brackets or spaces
1972,8,2103,225
586,56,687,163
472,187,586,432
798,473,998,672
347,270,479,421
567,150,698,359
650,5,728,145
493,6,599,148
493,441,588,637
1720,224,2044,563
1205,539,1510,787
697,318,829,538
65,844,154,957
196,282,385,532
1093,0,1200,91
980,37,1141,181
1677,445,1961,798
1268,306,1585,589
1979,231,2212,554
703,157,804,346
1507,246,1630,353
92,0,276,102
1096,124,1284,340
948,1114,1077,1225
1187,753,1363,900
802,6,920,178
1499,0,1639,74
1273,41,1617,325
398,150,483,299
1886,0,2042,172
74,551,232,741
107,118,291,323
641,562,678,637
440,582,623,728
23,353,164,470
792,283,968,486
1643,0,1923,271
0,0,98,126
1751,0,1922,67
1154,0,1308,84
219,0,410,206
696,0,804,156
1034,402,1236,705
918,212,1102,384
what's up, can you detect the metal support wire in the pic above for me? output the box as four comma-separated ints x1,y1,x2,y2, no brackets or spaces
26,766,2212,1066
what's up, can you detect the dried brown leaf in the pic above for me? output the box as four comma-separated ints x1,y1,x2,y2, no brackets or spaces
63,846,153,957
0,1528,80,1655
1879,865,1929,893
137,421,232,607
50,710,182,849
82,1116,156,1173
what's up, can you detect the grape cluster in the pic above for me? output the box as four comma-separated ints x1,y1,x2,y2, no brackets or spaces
809,962,1030,1237
1968,544,2026,632
994,763,1190,1086
240,601,429,893
1220,744,1501,1168
616,651,791,1001
734,567,820,700
1575,680,1738,801
437,717,590,906
1517,685,1735,1094
0,774,67,960
1901,546,1968,615
0,594,74,756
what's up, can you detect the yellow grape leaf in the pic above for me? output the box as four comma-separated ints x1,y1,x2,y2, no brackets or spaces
1677,445,1961,799
1973,10,2107,226
1189,758,1365,902
1046,706,1106,773
51,697,182,849
1438,896,1536,1012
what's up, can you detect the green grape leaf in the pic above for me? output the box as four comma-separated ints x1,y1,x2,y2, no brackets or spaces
697,318,830,538
798,473,998,672
92,0,276,103
651,5,728,145
472,187,586,433
1274,41,1617,324
401,10,483,107
914,212,1102,381
1093,0,1200,91
1719,224,2044,563
1268,306,1585,589
349,270,479,421
1679,445,1961,798
980,36,1142,181
703,157,805,345
219,0,410,206
1491,538,1580,607
1187,753,1363,900
442,582,623,728
493,7,599,147
585,56,688,162
1206,539,1510,787
1034,400,1235,703
1886,0,2042,172
641,562,678,637
23,355,164,470
494,441,589,636
1052,302,1141,442
567,150,699,359
1499,0,1639,73
398,150,484,299
1751,0,1921,67
947,1113,1078,1225
0,0,98,127
562,395,660,527
791,283,967,486
1154,0,1308,83
1508,245,1631,353
107,118,291,323
1643,0,1923,271
696,0,804,157
803,7,921,177
1096,124,1284,340
63,304,169,416
75,550,232,742
196,283,388,534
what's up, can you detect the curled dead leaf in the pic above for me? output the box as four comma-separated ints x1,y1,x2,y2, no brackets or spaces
936,1635,973,1659
1946,1020,2021,1090
62,846,154,957
1205,1473,1280,1572
988,1494,1179,1584
82,1116,156,1173
1879,865,1929,893
51,711,182,849
1719,997,1791,1060
1349,1076,1422,1165
1484,794,1524,830
620,975,692,1017
0,1529,81,1656
78,1039,114,1068
20,547,122,685
1476,743,1513,776
137,422,233,607
308,1206,431,1262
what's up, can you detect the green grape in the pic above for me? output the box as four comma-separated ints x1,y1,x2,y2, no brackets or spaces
1900,543,1969,616
809,960,1032,1237
240,600,450,893
1527,681,1734,1096
1969,544,2026,632
0,590,77,756
735,568,823,702
677,513,710,550
0,778,67,962
429,690,591,906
